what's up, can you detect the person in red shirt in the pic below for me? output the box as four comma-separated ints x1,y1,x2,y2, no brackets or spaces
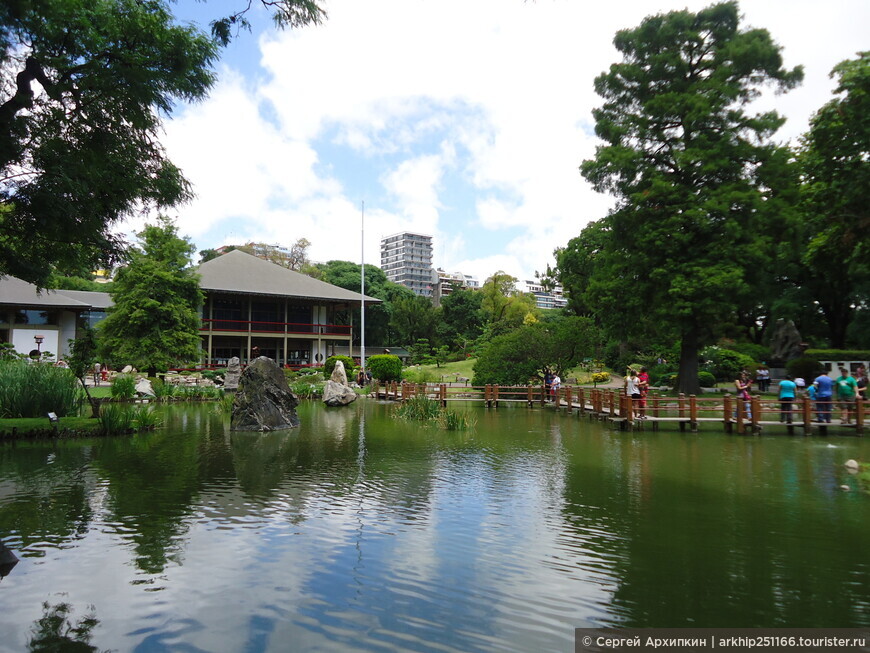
637,366,650,419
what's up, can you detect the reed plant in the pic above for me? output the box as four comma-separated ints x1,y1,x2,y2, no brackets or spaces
0,360,83,418
394,395,443,421
98,403,134,435
131,405,162,431
437,409,476,431
289,380,323,399
150,377,174,402
110,374,137,400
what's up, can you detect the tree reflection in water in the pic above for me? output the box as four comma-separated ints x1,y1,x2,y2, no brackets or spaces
27,599,107,653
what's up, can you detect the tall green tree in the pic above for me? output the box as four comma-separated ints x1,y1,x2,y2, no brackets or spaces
480,271,538,337
439,288,485,350
795,52,870,347
98,217,203,375
0,0,325,287
390,294,439,347
577,1,802,394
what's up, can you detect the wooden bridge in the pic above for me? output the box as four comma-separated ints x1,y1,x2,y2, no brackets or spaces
372,382,866,436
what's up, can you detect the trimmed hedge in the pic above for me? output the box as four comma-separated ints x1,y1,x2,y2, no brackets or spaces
804,349,870,361
367,354,402,382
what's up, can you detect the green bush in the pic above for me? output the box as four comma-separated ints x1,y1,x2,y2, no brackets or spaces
99,403,134,435
786,357,823,380
697,371,716,388
591,372,610,384
324,355,355,378
394,395,442,421
701,347,755,382
367,354,403,382
110,374,137,399
0,360,83,417
803,349,870,361
402,367,438,384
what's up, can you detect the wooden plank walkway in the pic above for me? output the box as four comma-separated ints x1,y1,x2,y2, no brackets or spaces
372,382,865,436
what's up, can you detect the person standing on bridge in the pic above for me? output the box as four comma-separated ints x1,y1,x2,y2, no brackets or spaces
625,368,642,418
778,375,797,424
637,366,650,418
812,371,834,423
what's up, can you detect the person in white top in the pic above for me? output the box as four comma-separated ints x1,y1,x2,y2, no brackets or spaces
625,368,643,418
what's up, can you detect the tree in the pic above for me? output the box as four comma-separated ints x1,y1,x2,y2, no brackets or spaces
439,288,485,349
0,0,218,286
577,1,802,394
65,324,100,418
390,294,439,347
98,217,203,375
480,271,538,337
794,52,870,347
0,0,326,287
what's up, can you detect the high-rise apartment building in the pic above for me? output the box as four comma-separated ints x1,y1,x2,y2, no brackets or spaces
380,232,434,297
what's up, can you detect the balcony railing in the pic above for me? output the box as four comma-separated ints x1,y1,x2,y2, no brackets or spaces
201,319,351,336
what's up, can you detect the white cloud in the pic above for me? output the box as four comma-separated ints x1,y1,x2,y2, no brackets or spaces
125,0,870,279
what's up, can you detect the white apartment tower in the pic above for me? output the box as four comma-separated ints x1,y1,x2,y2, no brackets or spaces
380,232,434,297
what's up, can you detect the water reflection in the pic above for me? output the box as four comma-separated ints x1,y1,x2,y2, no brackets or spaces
0,403,867,652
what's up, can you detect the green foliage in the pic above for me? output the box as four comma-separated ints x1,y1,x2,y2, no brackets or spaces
131,405,162,431
98,403,134,435
697,371,717,388
391,296,439,348
110,374,137,400
407,338,434,365
591,372,610,384
324,355,355,378
796,52,870,347
727,342,771,363
574,1,802,395
440,288,485,349
0,360,83,418
367,354,403,382
394,395,443,421
402,367,438,384
0,0,218,286
786,357,822,381
437,409,476,431
288,380,323,398
701,348,755,382
473,317,600,386
480,272,538,336
803,349,870,362
27,600,105,653
98,217,203,373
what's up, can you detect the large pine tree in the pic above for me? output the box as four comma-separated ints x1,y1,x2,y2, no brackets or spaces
577,1,802,394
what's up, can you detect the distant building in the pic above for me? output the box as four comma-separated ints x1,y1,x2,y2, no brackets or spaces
380,232,434,297
432,268,480,306
520,280,568,310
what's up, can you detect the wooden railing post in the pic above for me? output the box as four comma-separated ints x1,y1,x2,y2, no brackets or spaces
802,395,812,435
554,386,560,409
440,383,447,407
565,386,572,412
855,397,864,436
723,394,733,433
678,393,686,432
736,394,745,434
540,384,546,407
689,395,698,432
493,384,500,408
652,393,660,419
750,396,760,433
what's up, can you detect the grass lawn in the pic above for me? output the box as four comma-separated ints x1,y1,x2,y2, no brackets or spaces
401,358,601,385
0,415,101,437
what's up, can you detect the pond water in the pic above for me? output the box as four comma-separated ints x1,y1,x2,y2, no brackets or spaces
0,401,868,652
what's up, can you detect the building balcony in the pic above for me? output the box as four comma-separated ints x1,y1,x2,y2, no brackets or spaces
201,319,351,336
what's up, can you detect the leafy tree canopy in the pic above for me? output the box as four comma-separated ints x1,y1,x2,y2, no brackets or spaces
574,1,802,394
98,217,203,374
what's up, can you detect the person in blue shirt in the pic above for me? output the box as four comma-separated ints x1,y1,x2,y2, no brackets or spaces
778,375,797,424
813,372,835,423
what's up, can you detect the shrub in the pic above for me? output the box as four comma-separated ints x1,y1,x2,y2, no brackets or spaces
289,380,323,398
591,372,610,384
701,347,755,382
402,367,438,384
110,374,137,400
324,355,355,378
697,371,716,388
131,405,162,430
0,360,83,418
367,354,403,382
803,349,870,362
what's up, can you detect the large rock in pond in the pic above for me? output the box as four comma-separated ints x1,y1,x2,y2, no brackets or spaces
224,356,241,391
231,357,299,431
323,361,357,407
135,377,155,397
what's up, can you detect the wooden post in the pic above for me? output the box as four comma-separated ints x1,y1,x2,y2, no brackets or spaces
801,395,812,435
689,395,698,432
540,384,546,407
565,387,572,413
723,394,733,434
484,384,491,408
440,383,447,407
750,396,760,434
554,386,560,410
577,387,585,414
855,397,864,436
527,385,533,407
493,384,500,408
735,394,744,435
678,393,686,432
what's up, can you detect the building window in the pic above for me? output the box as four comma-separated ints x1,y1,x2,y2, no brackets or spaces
14,310,57,326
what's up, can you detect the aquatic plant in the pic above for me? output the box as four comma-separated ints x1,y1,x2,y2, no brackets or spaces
110,374,136,400
0,360,82,418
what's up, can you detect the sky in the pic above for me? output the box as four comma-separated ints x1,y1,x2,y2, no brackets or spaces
129,0,870,284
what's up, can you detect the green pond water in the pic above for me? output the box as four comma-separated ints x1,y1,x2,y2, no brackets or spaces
0,400,868,652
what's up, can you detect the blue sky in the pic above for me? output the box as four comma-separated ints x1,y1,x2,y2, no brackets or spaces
133,0,870,283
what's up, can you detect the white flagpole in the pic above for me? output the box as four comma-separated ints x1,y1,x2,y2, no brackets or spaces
360,201,365,375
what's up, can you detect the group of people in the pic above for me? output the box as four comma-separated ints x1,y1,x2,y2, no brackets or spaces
734,365,867,425
623,367,651,418
543,369,561,401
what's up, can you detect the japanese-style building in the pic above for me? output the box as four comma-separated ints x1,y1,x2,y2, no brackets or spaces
0,249,376,368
